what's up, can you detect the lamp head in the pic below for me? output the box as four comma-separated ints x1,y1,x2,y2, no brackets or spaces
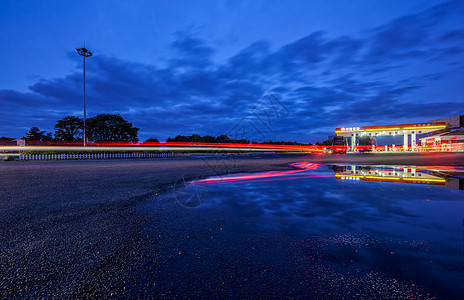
75,47,93,57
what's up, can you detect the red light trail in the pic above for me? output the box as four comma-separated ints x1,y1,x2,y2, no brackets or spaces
0,140,328,152
192,162,327,185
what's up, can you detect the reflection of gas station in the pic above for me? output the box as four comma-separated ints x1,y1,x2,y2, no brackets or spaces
335,122,447,152
333,165,463,190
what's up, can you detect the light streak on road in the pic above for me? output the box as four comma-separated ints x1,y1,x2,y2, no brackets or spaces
192,162,324,185
0,141,325,152
0,145,311,152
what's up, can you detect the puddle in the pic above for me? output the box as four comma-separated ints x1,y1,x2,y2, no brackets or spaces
141,162,464,298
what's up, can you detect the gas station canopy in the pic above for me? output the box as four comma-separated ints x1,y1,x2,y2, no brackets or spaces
335,122,446,136
335,122,447,151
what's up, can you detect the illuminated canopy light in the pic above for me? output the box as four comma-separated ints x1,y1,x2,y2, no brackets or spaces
403,125,446,130
336,127,401,133
337,124,446,133
337,127,362,132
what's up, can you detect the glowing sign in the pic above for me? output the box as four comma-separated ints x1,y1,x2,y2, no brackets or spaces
336,122,446,134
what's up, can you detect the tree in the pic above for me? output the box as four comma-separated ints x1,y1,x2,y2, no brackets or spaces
54,116,83,141
166,134,249,144
86,114,139,141
145,137,159,142
190,134,202,142
214,134,231,143
202,135,216,143
167,135,190,142
143,137,160,146
261,140,302,145
22,127,52,141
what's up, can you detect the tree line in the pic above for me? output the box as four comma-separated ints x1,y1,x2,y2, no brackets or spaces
4,114,309,145
22,114,139,141
164,135,308,145
165,134,249,144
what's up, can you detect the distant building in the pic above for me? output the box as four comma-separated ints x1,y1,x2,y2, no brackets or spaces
419,115,464,151
429,115,464,129
419,129,464,151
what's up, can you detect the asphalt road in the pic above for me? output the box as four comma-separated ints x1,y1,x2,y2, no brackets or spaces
1,153,463,298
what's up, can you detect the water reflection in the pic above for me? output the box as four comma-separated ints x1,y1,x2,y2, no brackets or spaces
332,165,463,190
166,163,464,298
193,162,464,190
186,163,463,241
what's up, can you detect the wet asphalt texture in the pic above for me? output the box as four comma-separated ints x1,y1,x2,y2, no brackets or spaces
1,152,463,298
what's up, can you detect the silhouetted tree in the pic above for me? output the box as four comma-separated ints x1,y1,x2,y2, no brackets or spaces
165,134,249,144
261,140,303,145
22,127,52,141
215,134,231,143
145,137,159,142
202,135,216,143
86,114,139,141
54,116,83,141
167,135,190,142
190,134,202,142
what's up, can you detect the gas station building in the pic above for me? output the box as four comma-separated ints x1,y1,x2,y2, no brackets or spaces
335,122,447,152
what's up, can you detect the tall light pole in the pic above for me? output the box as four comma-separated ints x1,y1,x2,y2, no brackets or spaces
75,47,93,146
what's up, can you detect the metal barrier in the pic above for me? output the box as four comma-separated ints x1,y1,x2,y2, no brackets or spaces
19,152,190,160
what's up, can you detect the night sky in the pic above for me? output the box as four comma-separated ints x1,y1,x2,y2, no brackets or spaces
1,0,463,143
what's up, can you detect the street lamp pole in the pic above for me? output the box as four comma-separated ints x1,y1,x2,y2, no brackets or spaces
75,47,93,146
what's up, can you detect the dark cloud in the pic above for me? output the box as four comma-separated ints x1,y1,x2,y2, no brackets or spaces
170,32,215,69
1,2,463,142
218,41,272,80
172,32,214,58
363,1,459,63
440,30,464,41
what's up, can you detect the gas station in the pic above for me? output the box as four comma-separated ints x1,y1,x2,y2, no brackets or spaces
335,122,447,152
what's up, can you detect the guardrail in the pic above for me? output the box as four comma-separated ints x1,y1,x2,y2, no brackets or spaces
18,152,189,160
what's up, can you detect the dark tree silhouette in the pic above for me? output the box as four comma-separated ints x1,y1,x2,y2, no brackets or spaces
214,134,231,143
190,134,202,142
167,135,190,142
54,116,83,141
22,127,52,141
202,135,216,143
145,137,159,142
86,114,139,141
166,134,249,144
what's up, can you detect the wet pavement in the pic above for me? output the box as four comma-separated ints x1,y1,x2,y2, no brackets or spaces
1,156,463,298
140,163,464,298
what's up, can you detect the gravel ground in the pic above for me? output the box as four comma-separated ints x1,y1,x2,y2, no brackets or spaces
1,153,463,298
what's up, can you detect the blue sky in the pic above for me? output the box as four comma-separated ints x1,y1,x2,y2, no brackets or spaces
1,0,463,142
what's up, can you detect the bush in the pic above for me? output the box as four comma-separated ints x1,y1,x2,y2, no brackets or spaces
2,155,17,161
